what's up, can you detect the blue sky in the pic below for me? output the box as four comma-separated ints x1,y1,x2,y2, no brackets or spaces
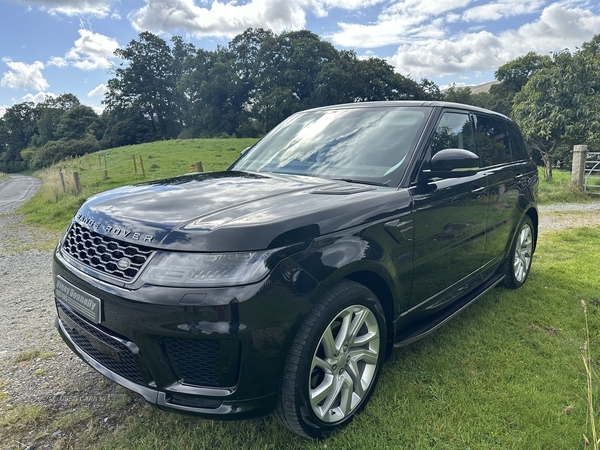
1,0,600,117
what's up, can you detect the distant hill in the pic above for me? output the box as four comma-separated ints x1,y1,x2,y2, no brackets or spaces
469,81,499,94
441,80,499,94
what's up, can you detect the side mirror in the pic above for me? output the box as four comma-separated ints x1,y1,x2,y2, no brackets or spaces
423,149,480,179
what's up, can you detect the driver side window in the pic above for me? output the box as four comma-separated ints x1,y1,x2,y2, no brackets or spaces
430,113,475,156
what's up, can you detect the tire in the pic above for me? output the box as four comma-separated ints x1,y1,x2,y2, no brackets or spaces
273,280,387,439
503,216,535,289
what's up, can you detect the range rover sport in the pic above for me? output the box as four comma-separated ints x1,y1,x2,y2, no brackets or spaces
53,101,538,438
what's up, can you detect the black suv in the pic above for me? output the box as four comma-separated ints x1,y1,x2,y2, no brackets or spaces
53,101,538,438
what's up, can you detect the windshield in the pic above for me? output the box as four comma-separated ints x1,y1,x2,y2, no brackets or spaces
231,106,430,186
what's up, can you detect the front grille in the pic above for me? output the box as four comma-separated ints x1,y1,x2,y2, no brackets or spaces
164,338,221,387
62,222,154,282
57,301,146,385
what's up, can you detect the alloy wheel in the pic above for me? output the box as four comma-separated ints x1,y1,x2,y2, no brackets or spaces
308,304,380,423
513,223,533,283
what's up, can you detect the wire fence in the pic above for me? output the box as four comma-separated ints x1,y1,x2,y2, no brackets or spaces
37,151,201,203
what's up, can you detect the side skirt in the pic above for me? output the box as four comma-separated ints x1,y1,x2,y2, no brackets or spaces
394,274,505,347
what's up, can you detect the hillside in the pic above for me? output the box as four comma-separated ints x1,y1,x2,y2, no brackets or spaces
20,138,258,229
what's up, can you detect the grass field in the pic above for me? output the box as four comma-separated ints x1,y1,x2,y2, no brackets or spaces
0,172,9,183
19,138,257,229
537,167,590,204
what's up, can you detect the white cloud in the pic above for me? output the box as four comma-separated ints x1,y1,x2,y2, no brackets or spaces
62,29,119,71
12,0,117,18
0,105,8,118
47,56,68,67
390,31,504,77
322,0,384,9
129,0,317,37
90,104,105,115
462,0,545,22
87,83,108,97
1,59,49,91
389,3,600,78
331,0,471,48
23,91,57,103
500,3,600,56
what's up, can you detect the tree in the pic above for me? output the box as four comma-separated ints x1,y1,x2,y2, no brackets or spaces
104,31,183,140
55,105,100,141
250,30,339,131
512,40,600,179
179,47,246,137
488,52,551,115
0,102,39,172
443,84,495,111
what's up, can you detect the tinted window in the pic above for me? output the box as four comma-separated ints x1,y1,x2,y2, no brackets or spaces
507,122,529,161
430,113,475,156
476,115,511,166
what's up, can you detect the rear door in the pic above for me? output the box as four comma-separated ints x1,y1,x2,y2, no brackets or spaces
474,114,534,276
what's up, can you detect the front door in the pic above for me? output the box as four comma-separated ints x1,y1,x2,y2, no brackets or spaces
409,111,489,314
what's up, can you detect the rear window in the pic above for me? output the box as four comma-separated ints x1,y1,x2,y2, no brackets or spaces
475,115,511,167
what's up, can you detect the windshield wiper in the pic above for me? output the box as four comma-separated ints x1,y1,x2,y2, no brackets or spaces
334,178,388,187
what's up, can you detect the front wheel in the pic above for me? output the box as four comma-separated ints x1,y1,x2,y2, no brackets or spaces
503,216,535,289
274,280,387,439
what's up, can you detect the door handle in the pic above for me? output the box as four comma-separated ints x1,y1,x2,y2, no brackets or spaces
471,186,486,194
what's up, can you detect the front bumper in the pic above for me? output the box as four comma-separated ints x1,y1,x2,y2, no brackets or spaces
53,246,318,419
56,312,276,417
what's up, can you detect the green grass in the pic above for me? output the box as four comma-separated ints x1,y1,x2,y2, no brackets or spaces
94,225,600,449
538,167,590,204
19,138,257,230
0,172,8,183
0,405,48,431
13,350,41,363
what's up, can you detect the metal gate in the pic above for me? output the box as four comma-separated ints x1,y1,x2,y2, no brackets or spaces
584,151,600,195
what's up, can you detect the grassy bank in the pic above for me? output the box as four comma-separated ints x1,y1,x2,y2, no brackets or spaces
19,138,257,230
90,225,599,449
537,167,590,204
0,172,9,183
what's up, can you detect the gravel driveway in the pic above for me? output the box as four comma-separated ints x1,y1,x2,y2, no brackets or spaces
0,176,144,450
1,174,599,449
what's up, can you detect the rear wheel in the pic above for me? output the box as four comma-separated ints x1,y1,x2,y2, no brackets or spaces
274,280,386,439
503,216,535,289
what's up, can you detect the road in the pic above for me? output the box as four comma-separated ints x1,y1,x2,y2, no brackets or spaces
0,173,41,213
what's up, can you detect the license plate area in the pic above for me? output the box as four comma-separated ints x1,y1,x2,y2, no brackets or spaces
55,276,101,323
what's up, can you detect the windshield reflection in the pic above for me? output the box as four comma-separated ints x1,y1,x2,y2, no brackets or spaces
231,106,429,186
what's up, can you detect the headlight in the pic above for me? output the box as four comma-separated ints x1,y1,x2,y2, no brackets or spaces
140,249,280,287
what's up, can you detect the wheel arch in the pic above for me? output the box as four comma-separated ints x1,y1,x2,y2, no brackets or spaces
345,271,396,360
525,206,539,251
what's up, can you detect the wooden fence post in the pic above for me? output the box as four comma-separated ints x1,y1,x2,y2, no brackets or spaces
139,155,146,177
59,168,66,193
73,172,81,196
133,154,138,174
196,161,204,173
